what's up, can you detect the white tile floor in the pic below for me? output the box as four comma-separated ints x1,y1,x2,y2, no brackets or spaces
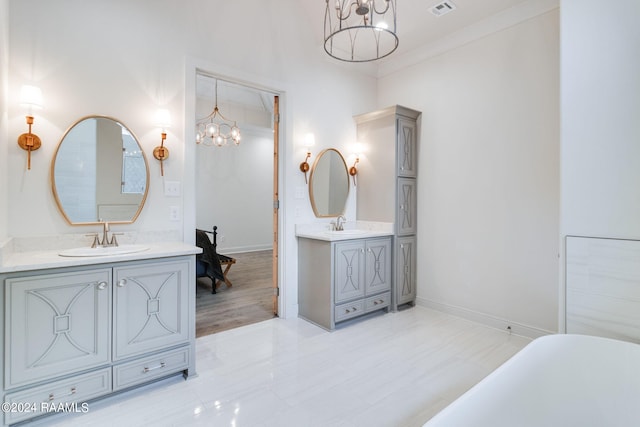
38,307,530,427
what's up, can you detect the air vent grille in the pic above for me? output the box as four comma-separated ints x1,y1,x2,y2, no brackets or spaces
430,1,456,17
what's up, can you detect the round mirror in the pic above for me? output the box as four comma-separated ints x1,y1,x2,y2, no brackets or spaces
51,116,149,225
309,148,350,217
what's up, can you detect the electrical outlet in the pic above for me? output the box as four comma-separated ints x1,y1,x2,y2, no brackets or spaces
295,186,305,199
164,181,181,197
169,205,180,221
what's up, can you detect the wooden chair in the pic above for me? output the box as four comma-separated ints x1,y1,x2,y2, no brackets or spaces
195,226,236,293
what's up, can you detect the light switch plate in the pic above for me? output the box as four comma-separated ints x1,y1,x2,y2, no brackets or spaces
165,181,181,197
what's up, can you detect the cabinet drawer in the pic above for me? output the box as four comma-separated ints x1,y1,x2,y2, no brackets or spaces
4,367,111,425
334,300,365,323
113,346,189,391
365,292,391,313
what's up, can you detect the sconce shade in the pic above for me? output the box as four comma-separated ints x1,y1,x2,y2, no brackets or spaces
19,85,43,110
155,108,171,129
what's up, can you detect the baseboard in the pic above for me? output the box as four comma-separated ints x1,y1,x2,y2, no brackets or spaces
218,244,272,254
416,297,555,340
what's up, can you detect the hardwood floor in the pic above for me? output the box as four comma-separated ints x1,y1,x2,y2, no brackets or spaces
196,249,275,337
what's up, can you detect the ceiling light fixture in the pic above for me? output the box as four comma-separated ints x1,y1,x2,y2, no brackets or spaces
324,0,398,63
195,79,241,147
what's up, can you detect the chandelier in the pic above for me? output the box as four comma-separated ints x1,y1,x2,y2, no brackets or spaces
324,0,398,62
195,79,241,146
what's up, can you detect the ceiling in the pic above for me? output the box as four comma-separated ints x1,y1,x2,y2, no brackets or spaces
197,0,554,115
302,0,534,61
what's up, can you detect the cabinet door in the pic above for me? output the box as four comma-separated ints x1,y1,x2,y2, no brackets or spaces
5,269,111,388
397,117,417,177
334,241,365,303
364,238,392,295
113,260,189,359
397,178,417,235
396,236,417,306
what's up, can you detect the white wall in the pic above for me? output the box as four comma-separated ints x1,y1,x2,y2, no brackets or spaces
6,0,378,318
559,0,640,330
379,10,560,335
195,126,273,253
0,0,8,242
561,0,640,239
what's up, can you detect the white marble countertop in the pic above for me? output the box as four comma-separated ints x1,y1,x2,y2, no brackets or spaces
0,241,201,274
295,221,394,242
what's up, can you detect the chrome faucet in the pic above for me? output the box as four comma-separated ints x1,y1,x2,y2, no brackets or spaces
335,215,346,231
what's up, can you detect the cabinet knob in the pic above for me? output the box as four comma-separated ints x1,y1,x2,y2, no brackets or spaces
117,278,127,287
97,281,108,290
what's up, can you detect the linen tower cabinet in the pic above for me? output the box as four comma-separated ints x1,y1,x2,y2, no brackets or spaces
354,105,421,310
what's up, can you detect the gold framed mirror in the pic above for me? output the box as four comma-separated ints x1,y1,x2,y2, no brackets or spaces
309,148,350,217
51,115,149,225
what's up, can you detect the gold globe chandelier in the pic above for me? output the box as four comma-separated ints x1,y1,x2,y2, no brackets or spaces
324,0,398,62
195,79,241,147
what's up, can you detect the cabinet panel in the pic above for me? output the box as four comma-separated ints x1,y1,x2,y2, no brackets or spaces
365,291,391,313
113,260,189,359
396,236,417,306
5,270,111,388
397,117,417,177
364,238,392,294
3,367,111,425
334,241,365,303
113,347,189,391
397,178,417,235
334,300,365,323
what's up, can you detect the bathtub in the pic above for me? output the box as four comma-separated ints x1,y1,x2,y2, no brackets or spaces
424,334,640,427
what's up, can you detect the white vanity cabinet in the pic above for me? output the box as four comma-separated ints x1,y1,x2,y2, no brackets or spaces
1,253,196,426
355,105,421,310
298,236,392,330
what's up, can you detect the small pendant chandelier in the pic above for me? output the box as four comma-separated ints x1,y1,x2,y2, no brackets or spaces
324,0,398,63
196,79,241,146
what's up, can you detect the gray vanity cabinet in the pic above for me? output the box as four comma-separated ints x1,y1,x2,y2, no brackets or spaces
355,105,421,310
1,255,195,425
299,236,392,331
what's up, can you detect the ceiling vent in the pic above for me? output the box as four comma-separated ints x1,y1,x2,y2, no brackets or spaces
429,1,456,17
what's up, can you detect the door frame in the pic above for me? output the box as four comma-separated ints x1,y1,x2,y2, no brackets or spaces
184,59,286,317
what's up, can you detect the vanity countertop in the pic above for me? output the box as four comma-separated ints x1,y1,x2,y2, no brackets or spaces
295,221,393,242
0,241,201,274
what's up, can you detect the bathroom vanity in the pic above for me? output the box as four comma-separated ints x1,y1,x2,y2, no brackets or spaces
354,105,421,309
297,225,393,330
0,242,199,425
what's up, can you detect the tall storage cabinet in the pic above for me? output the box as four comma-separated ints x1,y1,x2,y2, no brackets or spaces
354,105,421,310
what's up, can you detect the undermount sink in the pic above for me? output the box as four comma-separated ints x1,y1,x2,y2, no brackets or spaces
325,229,369,235
59,244,149,257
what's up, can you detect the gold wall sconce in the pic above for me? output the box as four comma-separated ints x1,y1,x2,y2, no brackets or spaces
349,156,359,186
300,133,315,184
153,109,171,176
17,85,43,170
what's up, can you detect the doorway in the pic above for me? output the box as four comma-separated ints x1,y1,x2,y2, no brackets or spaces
193,72,280,337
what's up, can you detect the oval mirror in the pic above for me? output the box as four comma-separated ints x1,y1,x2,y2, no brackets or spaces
309,148,350,217
51,116,149,225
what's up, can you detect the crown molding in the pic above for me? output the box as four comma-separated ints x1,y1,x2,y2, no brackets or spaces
377,0,559,78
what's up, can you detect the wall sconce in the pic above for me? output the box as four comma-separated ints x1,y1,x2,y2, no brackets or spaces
299,133,315,184
17,85,43,170
153,109,171,176
349,155,360,186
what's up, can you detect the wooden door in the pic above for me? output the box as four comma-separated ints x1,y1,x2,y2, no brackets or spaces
272,95,279,315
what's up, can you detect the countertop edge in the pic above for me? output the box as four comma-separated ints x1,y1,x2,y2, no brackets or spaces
0,242,202,274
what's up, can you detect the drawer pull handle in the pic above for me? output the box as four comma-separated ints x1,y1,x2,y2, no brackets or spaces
143,362,166,373
117,278,127,287
48,387,76,401
97,281,108,290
